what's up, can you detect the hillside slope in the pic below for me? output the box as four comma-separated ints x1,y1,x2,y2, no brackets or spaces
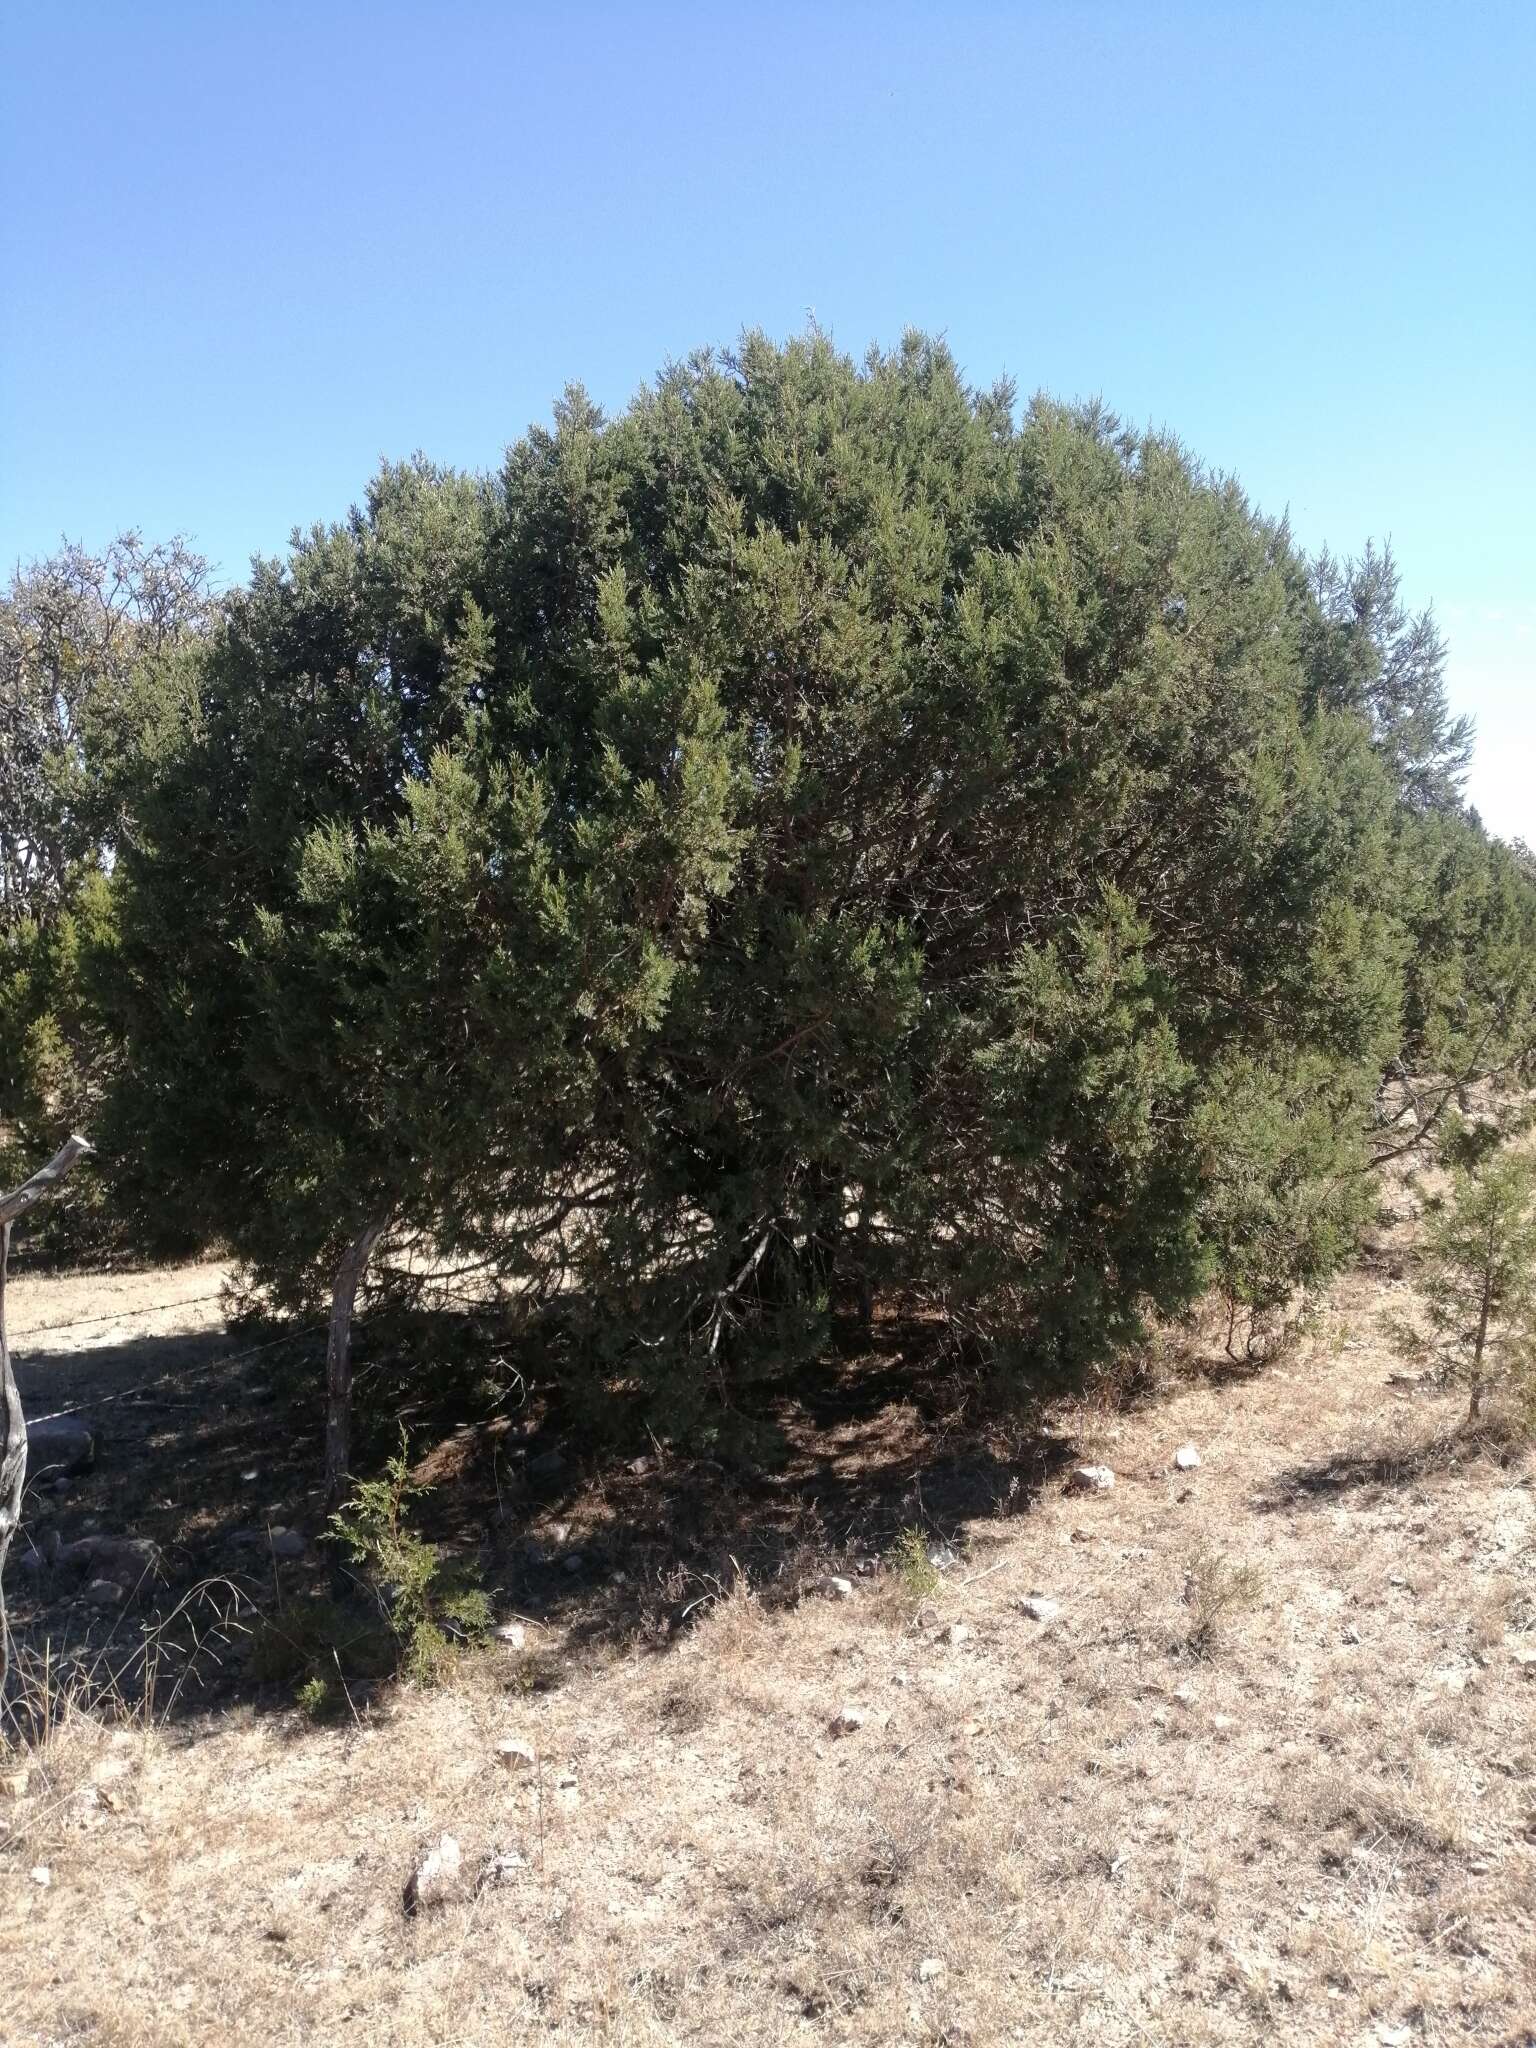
2,1242,1534,2047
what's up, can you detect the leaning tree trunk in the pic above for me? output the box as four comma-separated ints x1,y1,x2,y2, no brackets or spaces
324,1218,388,1514
0,1136,94,1692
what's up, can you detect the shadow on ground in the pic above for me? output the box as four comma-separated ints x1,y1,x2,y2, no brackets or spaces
3,1307,1079,1732
1256,1417,1522,1511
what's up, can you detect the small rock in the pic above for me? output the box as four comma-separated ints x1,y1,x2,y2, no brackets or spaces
403,1834,461,1915
627,1455,654,1477
821,1576,854,1601
934,1622,972,1646
84,1579,125,1609
1433,1667,1475,1695
1019,1596,1061,1623
29,1865,51,1888
1173,1444,1201,1472
918,1957,946,1983
240,1469,259,1482
496,1739,537,1771
1067,1464,1115,1495
60,1534,161,1585
475,1846,526,1892
1510,1643,1536,1672
268,1528,306,1560
829,1704,866,1736
1,1770,30,1800
562,1552,585,1574
493,1623,527,1649
1377,2028,1413,2047
26,1415,96,1479
1211,1714,1237,1733
927,1544,957,1572
527,1449,567,1482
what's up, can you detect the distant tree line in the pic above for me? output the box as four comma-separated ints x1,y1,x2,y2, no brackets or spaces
3,332,1533,1473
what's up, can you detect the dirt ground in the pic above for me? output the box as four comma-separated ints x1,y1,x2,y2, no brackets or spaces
2,1216,1534,2047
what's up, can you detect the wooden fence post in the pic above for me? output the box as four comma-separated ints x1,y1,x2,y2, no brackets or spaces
0,1135,94,1692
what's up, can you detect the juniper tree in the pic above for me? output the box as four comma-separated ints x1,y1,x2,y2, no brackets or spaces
0,536,212,1248
1407,1148,1536,1424
100,330,1536,1460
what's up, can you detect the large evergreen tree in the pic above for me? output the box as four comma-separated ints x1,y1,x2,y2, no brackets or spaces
99,331,1536,1466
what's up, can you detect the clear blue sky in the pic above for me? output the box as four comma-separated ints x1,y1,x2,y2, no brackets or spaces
3,2,1531,837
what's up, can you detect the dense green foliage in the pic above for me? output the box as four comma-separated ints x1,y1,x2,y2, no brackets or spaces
1404,1144,1536,1423
0,536,212,1246
328,1434,492,1685
5,332,1534,1448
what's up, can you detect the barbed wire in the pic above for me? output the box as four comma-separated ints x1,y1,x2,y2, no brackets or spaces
25,1325,322,1426
8,1291,226,1340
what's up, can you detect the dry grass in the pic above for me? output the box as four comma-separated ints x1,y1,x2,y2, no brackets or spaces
3,1218,1536,2045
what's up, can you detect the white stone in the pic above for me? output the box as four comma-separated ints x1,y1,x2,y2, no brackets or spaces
84,1578,125,1608
493,1623,528,1649
830,1704,866,1736
30,1865,50,1887
405,1834,462,1913
496,1739,537,1770
918,1957,946,1983
934,1622,972,1646
1173,1445,1201,1472
1510,1642,1536,1671
1067,1464,1115,1494
477,1847,526,1889
822,1576,855,1601
1019,1597,1061,1623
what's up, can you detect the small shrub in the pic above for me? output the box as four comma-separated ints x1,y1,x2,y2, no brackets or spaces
1400,1145,1536,1425
1181,1550,1263,1658
295,1674,335,1720
892,1526,941,1602
328,1434,492,1685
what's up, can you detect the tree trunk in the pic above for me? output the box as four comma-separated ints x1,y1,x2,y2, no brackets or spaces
324,1218,387,1513
0,1136,94,1692
1469,1267,1493,1425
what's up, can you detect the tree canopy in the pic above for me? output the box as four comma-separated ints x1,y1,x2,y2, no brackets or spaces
5,330,1533,1465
